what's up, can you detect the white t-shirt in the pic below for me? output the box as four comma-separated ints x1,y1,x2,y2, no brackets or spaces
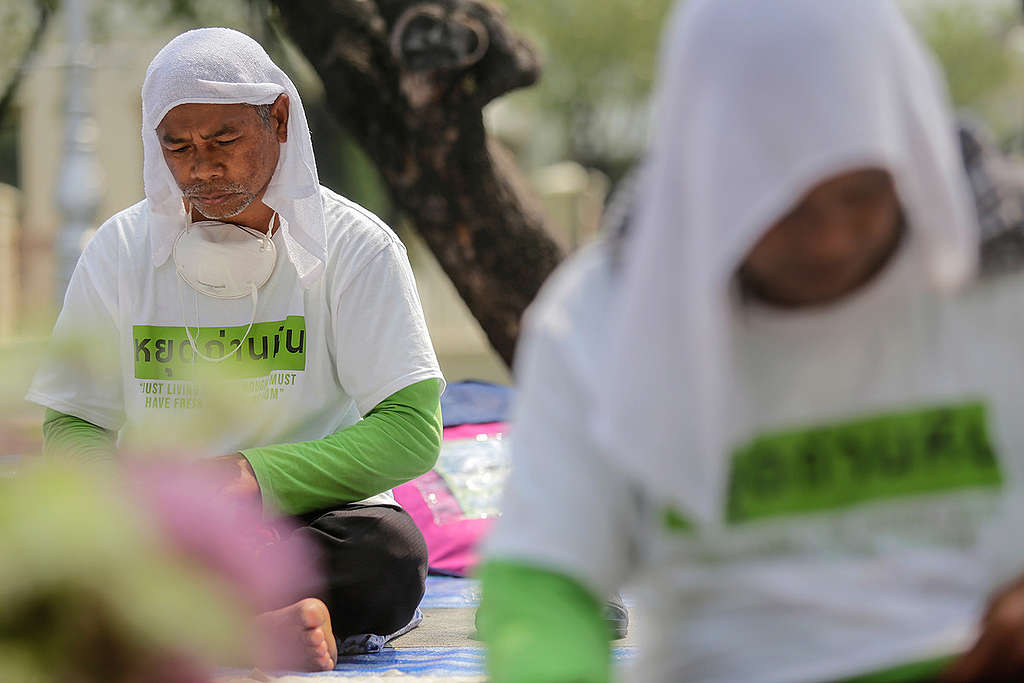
28,186,443,507
489,238,1024,683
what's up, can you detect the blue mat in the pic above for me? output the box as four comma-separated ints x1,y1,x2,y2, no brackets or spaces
319,648,485,677
419,576,622,609
440,381,513,427
420,576,480,609
289,647,634,677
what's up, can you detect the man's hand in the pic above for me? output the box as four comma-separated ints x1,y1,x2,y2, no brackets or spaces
943,576,1024,682
194,453,262,509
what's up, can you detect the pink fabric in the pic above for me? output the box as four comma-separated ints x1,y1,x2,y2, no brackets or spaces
393,474,493,576
442,422,507,440
393,422,507,576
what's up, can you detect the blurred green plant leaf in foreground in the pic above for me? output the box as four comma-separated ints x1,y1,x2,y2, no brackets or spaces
0,463,248,682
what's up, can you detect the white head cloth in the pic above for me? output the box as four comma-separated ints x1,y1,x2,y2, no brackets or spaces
593,0,978,526
141,27,327,287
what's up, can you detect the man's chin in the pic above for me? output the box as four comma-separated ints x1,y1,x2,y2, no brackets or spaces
192,198,251,221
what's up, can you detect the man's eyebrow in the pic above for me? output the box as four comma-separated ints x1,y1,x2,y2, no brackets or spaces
159,125,240,145
160,133,188,145
199,125,240,140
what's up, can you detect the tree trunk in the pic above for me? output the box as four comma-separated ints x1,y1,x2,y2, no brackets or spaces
270,0,563,367
0,1,53,127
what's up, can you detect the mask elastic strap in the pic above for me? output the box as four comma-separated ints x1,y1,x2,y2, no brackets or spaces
176,206,271,364
182,283,259,364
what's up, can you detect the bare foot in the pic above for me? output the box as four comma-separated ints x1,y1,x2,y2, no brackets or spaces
256,597,337,672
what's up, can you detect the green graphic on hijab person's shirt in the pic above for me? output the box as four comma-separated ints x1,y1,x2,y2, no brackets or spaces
728,400,1001,522
664,401,1002,531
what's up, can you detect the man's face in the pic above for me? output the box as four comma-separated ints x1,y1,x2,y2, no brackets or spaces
156,95,288,220
739,168,903,308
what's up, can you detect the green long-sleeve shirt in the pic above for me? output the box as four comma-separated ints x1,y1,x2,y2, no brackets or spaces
41,378,442,516
478,560,612,683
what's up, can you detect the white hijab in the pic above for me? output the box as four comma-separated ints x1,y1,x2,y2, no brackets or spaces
141,27,327,287
594,0,978,526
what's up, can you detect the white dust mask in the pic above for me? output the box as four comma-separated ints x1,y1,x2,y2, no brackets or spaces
173,210,277,362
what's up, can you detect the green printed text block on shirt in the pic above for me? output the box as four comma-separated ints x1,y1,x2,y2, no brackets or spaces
726,402,1002,524
133,316,306,380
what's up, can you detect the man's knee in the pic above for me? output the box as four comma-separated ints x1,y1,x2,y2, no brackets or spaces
303,505,427,637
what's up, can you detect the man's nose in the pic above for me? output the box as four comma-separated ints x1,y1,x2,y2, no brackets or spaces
191,149,224,181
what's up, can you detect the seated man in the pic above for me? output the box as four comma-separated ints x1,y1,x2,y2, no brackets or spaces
27,27,444,672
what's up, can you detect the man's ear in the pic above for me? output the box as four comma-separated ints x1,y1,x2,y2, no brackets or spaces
271,93,289,142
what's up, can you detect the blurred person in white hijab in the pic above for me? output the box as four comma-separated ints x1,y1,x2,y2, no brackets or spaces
27,28,446,671
479,0,1024,681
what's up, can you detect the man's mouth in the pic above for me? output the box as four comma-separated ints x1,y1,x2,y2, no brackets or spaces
192,193,237,205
